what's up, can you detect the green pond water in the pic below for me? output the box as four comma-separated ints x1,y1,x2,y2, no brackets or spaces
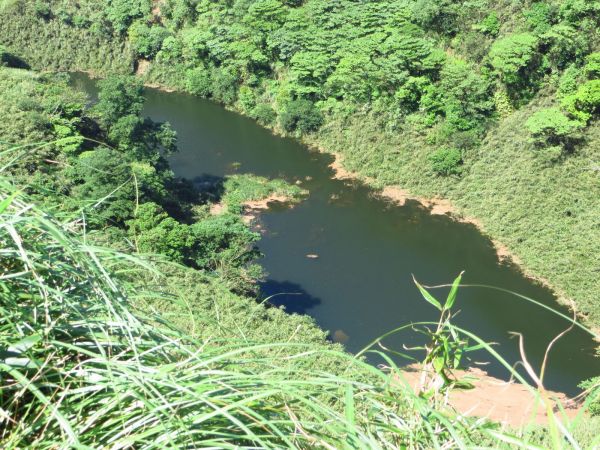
73,74,599,395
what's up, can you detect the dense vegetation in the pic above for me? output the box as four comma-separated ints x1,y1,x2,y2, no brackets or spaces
1,0,598,328
0,0,600,446
3,63,593,449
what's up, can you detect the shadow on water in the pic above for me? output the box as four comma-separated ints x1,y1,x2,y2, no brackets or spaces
260,280,322,315
190,173,226,203
70,73,600,396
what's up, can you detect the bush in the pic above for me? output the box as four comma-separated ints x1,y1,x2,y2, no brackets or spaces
211,67,239,105
251,103,277,125
128,21,170,59
34,0,51,19
562,80,600,122
127,202,195,264
185,66,212,97
429,147,463,176
526,107,582,150
279,98,323,133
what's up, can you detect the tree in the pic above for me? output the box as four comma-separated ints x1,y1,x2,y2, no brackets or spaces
93,76,178,161
584,53,600,79
128,21,171,59
105,0,151,34
211,67,239,105
439,59,493,131
475,12,501,36
93,76,145,128
127,202,195,264
185,66,212,97
526,108,582,150
279,98,323,133
488,33,540,91
562,80,600,123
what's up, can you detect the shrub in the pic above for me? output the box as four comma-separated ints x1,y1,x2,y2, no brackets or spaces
579,377,600,416
128,21,170,59
127,202,195,264
488,33,540,90
429,147,463,176
185,66,212,97
252,103,277,125
526,107,582,149
191,213,260,270
562,80,600,122
279,98,323,133
238,85,256,113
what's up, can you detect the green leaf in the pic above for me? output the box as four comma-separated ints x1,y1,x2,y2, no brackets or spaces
8,334,42,354
433,356,445,373
413,275,442,311
0,191,18,214
344,384,355,426
445,271,464,310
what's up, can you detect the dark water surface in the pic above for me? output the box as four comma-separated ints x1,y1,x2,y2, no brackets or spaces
73,74,599,395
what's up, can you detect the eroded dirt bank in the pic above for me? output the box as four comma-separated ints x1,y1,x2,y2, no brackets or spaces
400,365,581,428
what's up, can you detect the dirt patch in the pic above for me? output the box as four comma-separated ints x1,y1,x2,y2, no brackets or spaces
399,364,581,428
242,194,291,211
135,59,151,76
210,194,295,224
151,0,163,19
209,202,227,216
329,156,357,180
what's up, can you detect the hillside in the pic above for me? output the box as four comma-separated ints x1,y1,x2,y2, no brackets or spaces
0,0,600,447
1,0,598,326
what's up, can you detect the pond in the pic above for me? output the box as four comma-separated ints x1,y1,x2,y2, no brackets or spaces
73,74,599,395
